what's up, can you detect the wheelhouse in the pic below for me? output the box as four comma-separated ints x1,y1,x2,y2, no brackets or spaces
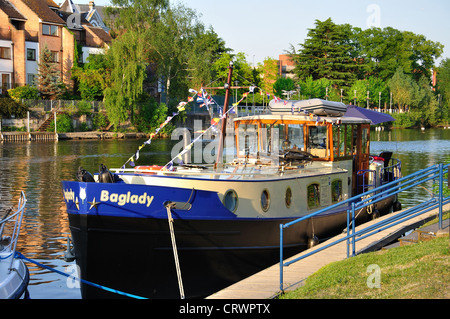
233,114,372,196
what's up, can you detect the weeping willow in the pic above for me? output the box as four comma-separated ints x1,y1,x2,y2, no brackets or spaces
104,30,148,128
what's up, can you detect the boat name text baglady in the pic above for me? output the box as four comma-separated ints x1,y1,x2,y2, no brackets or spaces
63,188,155,207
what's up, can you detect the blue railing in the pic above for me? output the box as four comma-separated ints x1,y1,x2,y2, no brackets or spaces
279,163,449,292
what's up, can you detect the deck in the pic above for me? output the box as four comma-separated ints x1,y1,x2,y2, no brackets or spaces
206,202,449,299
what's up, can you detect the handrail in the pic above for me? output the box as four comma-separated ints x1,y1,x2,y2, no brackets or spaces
0,191,27,273
279,163,448,292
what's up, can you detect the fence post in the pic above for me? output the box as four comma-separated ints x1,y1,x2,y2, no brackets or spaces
279,224,284,292
351,202,356,257
346,209,350,258
439,163,443,230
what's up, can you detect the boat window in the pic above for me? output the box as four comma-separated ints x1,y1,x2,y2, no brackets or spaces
285,187,292,208
223,190,238,213
237,124,258,157
333,126,348,159
285,124,304,151
307,126,328,158
261,189,270,212
362,127,369,155
345,125,356,156
331,179,343,203
307,183,320,209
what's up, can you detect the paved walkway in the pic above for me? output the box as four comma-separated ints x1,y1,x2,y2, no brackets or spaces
206,203,449,299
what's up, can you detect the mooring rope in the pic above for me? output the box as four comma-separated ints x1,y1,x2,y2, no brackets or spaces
14,252,147,299
165,202,185,299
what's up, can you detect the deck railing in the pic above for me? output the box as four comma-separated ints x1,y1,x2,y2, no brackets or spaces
0,191,27,273
279,163,449,292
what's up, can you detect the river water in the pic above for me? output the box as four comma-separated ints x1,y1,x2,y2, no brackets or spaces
0,128,449,299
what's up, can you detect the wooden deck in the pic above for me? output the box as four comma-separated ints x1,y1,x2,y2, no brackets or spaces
206,203,450,299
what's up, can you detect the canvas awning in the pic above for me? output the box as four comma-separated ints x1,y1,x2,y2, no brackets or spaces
344,105,395,124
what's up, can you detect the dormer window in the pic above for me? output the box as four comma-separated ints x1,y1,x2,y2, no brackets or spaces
42,24,58,36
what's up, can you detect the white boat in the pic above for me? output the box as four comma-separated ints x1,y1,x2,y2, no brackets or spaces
0,191,29,299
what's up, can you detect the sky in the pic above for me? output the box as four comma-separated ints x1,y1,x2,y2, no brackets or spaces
93,0,450,67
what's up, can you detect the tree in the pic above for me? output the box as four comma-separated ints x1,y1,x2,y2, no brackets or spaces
437,58,450,108
72,54,110,101
104,0,229,128
273,78,295,99
388,67,416,112
347,77,388,108
37,46,64,100
291,18,362,87
260,57,278,95
355,27,443,82
0,98,28,118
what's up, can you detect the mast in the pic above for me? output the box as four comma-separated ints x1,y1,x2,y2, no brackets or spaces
215,62,233,169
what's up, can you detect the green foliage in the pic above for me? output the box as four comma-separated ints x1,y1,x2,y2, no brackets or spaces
93,112,108,131
37,46,65,99
72,54,110,101
7,86,40,100
47,113,73,133
0,98,28,118
133,94,172,134
273,77,296,98
281,235,450,299
437,58,450,108
292,18,361,87
297,77,340,101
348,77,388,107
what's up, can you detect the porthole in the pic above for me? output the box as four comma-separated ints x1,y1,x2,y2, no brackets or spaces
285,187,292,208
307,183,320,209
261,189,270,212
223,189,238,213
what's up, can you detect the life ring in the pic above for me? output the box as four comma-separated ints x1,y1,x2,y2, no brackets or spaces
135,165,164,174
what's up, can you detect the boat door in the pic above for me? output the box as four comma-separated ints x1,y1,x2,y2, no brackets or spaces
353,123,371,194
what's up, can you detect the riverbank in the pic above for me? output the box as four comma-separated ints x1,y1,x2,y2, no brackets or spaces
280,214,449,299
0,131,152,142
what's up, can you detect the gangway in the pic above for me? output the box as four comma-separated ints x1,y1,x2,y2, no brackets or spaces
279,163,449,292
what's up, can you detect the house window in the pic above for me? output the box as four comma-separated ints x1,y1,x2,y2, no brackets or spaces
42,24,58,36
27,48,36,61
27,74,36,86
0,47,11,59
50,51,59,63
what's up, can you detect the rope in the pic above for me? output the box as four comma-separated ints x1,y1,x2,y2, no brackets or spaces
15,252,147,299
165,202,185,299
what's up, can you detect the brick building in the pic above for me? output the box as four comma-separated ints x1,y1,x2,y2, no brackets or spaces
278,54,295,79
0,0,111,94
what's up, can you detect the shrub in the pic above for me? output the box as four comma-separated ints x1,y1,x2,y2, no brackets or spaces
47,113,73,132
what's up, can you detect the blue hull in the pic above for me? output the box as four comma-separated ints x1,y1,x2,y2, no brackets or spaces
61,179,392,298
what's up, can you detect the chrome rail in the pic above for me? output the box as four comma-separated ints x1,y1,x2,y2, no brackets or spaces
0,191,27,273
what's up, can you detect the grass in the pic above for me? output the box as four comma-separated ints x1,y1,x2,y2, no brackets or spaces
280,216,450,299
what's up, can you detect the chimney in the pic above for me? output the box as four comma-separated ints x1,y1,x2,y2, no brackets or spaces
89,1,95,11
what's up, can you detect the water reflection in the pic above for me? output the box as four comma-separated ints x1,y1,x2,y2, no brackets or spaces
0,129,448,298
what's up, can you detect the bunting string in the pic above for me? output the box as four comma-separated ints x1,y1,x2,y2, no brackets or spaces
120,82,329,171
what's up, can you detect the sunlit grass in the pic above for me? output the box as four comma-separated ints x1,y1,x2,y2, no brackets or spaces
280,235,450,299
